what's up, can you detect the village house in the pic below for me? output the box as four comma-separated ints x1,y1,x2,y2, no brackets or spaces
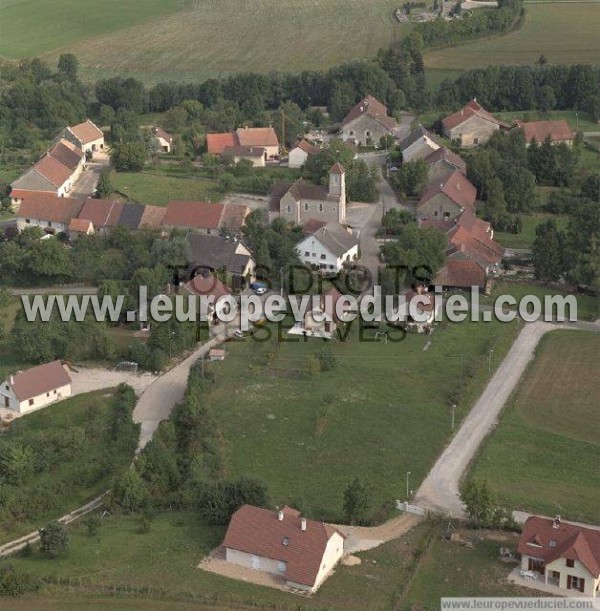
186,233,256,289
424,146,467,183
207,127,279,161
151,127,174,153
77,197,124,235
296,220,359,272
10,155,74,206
339,95,397,146
222,145,266,167
517,515,600,597
162,200,249,235
441,99,507,148
288,139,320,168
416,170,477,221
183,273,233,324
399,125,441,163
426,210,504,291
275,163,347,225
515,120,574,147
63,119,105,154
68,217,94,239
395,287,440,333
47,139,86,182
289,287,355,339
223,504,345,593
0,360,72,415
16,193,84,234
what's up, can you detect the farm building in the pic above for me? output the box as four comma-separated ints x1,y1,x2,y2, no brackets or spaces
416,170,477,221
424,147,467,183
77,198,124,235
162,200,249,235
275,163,347,225
16,193,84,234
223,505,345,592
518,515,600,597
515,120,574,147
288,139,320,168
207,127,279,160
222,145,266,167
441,99,507,148
296,220,359,272
63,119,105,154
339,95,397,146
399,125,441,163
151,127,174,153
0,360,72,415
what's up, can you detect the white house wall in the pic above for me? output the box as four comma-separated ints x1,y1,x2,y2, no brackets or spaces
297,236,358,272
0,382,72,415
288,148,309,168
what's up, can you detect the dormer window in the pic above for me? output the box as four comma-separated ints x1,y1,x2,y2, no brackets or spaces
282,537,289,546
549,540,556,548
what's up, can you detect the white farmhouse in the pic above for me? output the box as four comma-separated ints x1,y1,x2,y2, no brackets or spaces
1,360,72,415
223,505,346,593
288,139,320,169
64,119,105,154
296,221,359,272
398,125,441,163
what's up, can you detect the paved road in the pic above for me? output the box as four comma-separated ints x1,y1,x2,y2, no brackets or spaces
71,161,106,199
414,320,600,517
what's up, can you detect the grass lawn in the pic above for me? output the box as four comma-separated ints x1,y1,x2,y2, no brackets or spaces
4,512,436,610
111,171,223,207
469,330,600,524
483,280,599,321
424,4,600,72
405,532,539,605
495,214,568,250
0,389,138,543
198,318,518,522
0,0,411,84
0,295,27,381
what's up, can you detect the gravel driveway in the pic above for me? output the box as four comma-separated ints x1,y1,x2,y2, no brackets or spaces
70,367,157,397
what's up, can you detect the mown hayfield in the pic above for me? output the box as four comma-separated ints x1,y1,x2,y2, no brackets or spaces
425,4,600,73
0,0,409,84
470,330,600,523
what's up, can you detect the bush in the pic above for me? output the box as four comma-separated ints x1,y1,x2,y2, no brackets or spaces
0,564,40,596
39,520,69,558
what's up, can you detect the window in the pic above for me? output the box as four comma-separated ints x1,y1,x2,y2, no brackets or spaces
566,559,575,568
46,392,50,397
366,130,371,138
549,540,556,548
25,219,30,224
433,211,439,217
349,130,354,136
319,203,323,212
29,399,34,406
48,221,52,227
474,137,479,145
206,229,211,235
53,390,57,394
304,251,310,257
282,537,289,546
304,202,309,211
568,575,585,592
320,254,326,260
444,212,451,219
286,204,291,213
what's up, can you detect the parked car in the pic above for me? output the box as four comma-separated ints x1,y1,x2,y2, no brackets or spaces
250,281,268,295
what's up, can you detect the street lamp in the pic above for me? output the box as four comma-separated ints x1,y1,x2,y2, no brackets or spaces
451,404,456,431
406,470,411,500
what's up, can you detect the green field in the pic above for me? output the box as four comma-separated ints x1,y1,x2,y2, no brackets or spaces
495,214,568,250
0,389,138,543
112,171,223,206
194,318,518,521
0,0,409,84
425,4,600,76
3,512,436,610
470,330,600,523
0,295,25,381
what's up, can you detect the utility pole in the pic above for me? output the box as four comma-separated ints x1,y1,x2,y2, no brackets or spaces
280,267,284,297
451,404,456,431
406,470,411,500
488,348,494,372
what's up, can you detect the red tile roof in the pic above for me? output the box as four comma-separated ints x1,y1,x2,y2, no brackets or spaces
139,205,167,228
68,217,94,233
330,162,345,175
518,517,600,578
302,218,328,235
78,198,124,228
152,127,173,142
8,360,71,402
219,204,249,233
184,274,232,298
48,139,84,172
341,95,396,130
206,132,238,155
293,139,320,155
223,505,344,587
236,127,279,148
433,258,486,289
442,99,507,132
17,193,84,224
33,155,73,188
69,119,104,144
222,145,265,158
418,170,477,212
424,147,467,173
517,120,574,144
163,200,225,230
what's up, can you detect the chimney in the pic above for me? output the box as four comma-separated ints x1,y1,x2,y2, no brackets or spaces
553,515,561,529
301,518,307,532
9,375,14,386
278,510,284,521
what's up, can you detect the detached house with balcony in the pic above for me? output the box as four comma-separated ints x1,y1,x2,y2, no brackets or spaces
518,515,600,597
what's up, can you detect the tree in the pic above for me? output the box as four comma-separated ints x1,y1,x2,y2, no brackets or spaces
39,520,69,557
460,480,495,526
110,142,147,172
111,469,150,514
389,159,428,197
95,169,113,198
532,220,565,281
343,477,372,525
582,173,600,202
57,54,79,81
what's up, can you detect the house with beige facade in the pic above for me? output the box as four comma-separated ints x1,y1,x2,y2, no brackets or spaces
223,505,345,592
1,360,72,415
288,139,320,168
276,163,347,225
515,120,574,147
424,147,467,183
206,127,279,161
441,99,507,148
416,170,477,221
339,95,397,146
518,516,600,597
63,119,105,154
223,146,266,167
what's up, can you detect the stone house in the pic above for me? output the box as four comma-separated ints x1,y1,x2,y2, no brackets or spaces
441,99,507,148
151,127,174,153
515,120,574,147
416,170,477,221
424,147,467,183
339,95,397,146
63,119,105,154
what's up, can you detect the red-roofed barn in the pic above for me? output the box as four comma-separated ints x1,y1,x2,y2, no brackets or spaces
223,504,345,592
